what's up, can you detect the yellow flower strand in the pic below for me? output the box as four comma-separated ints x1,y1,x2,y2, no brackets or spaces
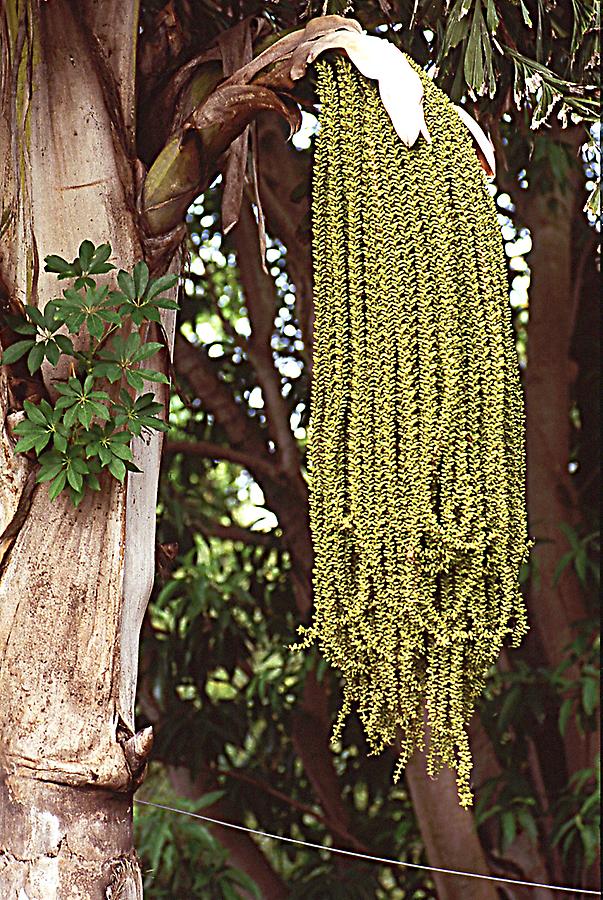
294,57,530,807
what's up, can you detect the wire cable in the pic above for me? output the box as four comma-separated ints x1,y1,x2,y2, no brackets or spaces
134,799,601,895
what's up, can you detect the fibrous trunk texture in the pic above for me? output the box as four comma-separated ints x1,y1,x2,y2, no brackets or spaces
0,2,172,896
296,58,530,807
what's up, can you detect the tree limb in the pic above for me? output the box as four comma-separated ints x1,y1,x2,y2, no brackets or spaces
222,767,369,853
231,200,302,480
166,438,277,479
166,765,289,900
195,519,280,547
174,332,313,614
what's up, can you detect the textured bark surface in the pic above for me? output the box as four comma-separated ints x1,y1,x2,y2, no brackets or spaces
0,2,171,895
0,776,140,900
521,150,588,668
405,752,499,900
519,140,594,787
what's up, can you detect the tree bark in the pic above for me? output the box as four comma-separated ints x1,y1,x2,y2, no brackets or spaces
521,150,588,668
518,133,593,782
0,3,173,895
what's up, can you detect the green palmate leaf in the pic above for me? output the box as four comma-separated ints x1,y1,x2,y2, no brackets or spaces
25,305,45,330
86,473,101,492
110,440,133,461
54,375,111,430
133,261,149,298
48,470,68,500
37,462,65,483
23,398,53,426
88,242,115,275
146,273,178,301
67,467,83,492
27,343,46,374
109,457,126,482
11,241,178,503
1,339,35,365
45,342,60,366
13,433,44,454
138,368,169,383
7,319,37,336
44,254,74,275
78,240,95,272
132,341,164,362
92,361,122,382
124,371,143,390
13,399,67,454
113,267,178,325
95,333,169,388
117,269,136,300
55,334,75,355
62,405,78,428
113,390,167,435
56,284,122,335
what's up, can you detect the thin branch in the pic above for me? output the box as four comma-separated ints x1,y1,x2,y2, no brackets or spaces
174,332,313,615
232,200,302,479
166,438,277,479
257,116,314,361
165,765,289,900
195,520,280,547
222,768,369,854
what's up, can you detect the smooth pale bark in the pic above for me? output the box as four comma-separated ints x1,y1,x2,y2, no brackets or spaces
0,3,172,896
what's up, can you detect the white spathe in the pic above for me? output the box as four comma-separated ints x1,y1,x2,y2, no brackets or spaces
302,30,431,147
299,28,496,174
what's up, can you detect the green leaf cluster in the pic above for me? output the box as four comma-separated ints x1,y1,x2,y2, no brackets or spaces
478,614,600,875
135,766,261,899
1,241,178,506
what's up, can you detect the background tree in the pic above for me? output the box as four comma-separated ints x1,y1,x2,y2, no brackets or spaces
0,1,599,898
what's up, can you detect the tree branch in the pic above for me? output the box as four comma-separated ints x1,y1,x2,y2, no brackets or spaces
174,332,313,614
195,519,280,547
291,670,355,847
257,115,314,362
166,765,289,900
232,200,302,480
166,438,277,479
222,767,368,853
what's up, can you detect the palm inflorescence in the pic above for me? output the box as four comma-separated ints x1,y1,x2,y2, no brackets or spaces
296,57,531,807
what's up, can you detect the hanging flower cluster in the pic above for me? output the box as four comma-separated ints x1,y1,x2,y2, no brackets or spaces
294,57,531,807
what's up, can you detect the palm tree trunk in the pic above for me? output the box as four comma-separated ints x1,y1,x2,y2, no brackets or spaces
0,3,170,895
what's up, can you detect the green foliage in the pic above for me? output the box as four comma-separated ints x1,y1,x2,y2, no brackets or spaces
478,617,600,878
554,523,600,593
135,767,262,899
550,756,600,872
1,241,178,506
141,530,434,898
